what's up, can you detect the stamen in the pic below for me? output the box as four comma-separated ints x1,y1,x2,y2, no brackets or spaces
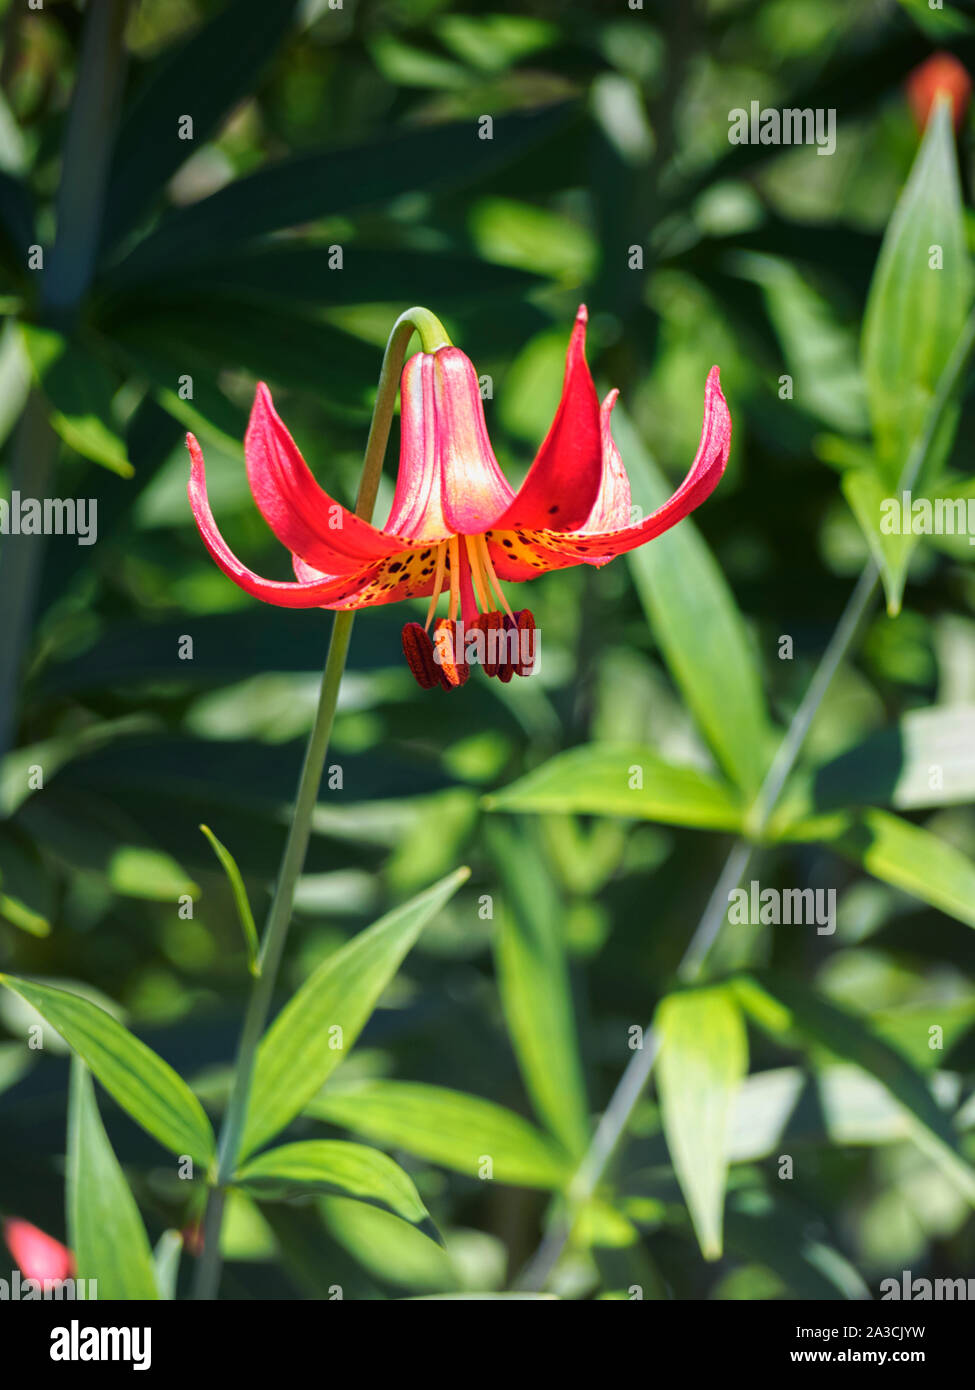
433,618,469,688
476,534,516,621
464,535,493,615
423,541,448,632
402,622,440,689
447,536,461,622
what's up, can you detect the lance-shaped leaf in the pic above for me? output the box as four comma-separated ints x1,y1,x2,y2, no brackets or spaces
776,806,975,931
655,985,748,1260
616,407,772,795
236,1140,432,1232
200,824,259,975
732,972,975,1205
21,324,132,476
241,867,469,1159
862,97,972,490
488,820,590,1158
307,1080,572,1190
66,1060,159,1300
485,744,743,830
0,974,216,1166
109,103,575,283
810,704,975,812
151,1230,183,1301
101,0,303,252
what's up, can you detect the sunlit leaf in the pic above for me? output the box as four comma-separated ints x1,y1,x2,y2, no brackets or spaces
200,824,259,975
67,1060,159,1300
21,325,132,476
0,974,216,1166
858,97,972,604
810,705,975,811
655,985,748,1260
486,744,743,830
236,1140,433,1231
307,1080,572,1189
777,806,975,930
241,868,470,1158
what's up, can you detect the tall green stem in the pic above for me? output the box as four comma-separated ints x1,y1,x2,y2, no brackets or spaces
192,307,445,1300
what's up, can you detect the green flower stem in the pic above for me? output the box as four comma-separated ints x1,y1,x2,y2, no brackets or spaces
192,306,440,1300
519,302,975,1295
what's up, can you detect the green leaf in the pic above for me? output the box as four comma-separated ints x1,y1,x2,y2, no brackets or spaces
236,1140,432,1230
21,325,132,476
151,1230,183,1301
101,0,303,252
66,1060,159,1300
811,705,975,812
200,824,259,975
655,985,748,1260
724,1186,871,1300
841,468,915,617
728,1064,969,1160
488,819,590,1157
616,406,772,794
107,845,199,902
862,98,972,492
732,972,975,1205
896,0,974,37
0,868,49,937
778,806,975,931
307,1080,572,1189
241,867,469,1159
107,299,379,401
485,744,743,830
109,103,575,281
105,244,547,304
0,973,216,1166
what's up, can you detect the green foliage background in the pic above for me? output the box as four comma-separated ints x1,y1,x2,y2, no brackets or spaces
1,0,975,1300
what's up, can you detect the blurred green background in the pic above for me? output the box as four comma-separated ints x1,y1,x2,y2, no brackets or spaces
2,0,975,1300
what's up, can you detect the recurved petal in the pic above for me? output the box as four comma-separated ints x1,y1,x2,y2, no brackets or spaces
245,382,404,573
493,305,602,532
490,367,730,575
188,433,378,607
293,544,445,609
384,349,514,542
575,389,631,534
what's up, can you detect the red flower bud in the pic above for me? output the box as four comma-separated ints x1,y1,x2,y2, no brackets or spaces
906,51,972,133
3,1218,74,1282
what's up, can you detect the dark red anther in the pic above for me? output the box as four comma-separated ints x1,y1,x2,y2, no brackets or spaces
495,615,518,682
433,618,469,689
513,609,536,677
401,621,440,690
471,611,502,678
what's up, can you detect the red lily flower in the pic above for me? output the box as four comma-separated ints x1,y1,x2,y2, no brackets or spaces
3,1217,75,1282
188,306,731,688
